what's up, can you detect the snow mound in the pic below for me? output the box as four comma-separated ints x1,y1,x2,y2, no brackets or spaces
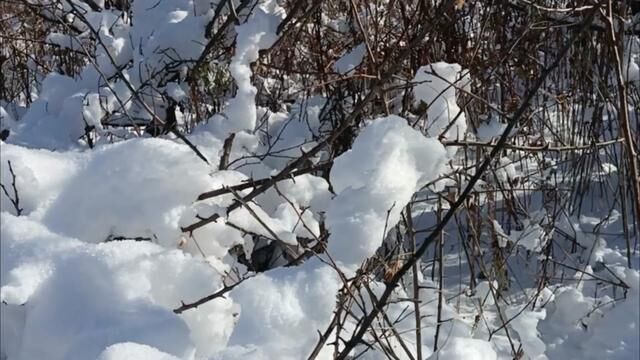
223,258,340,359
0,214,235,360
41,138,214,247
327,115,447,266
0,142,84,215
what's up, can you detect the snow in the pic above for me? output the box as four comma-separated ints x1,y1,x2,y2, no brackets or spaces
334,43,366,74
0,105,16,131
41,138,215,247
327,115,447,266
1,214,234,359
222,258,340,360
0,142,83,215
166,83,188,103
623,37,640,82
476,116,508,141
2,2,639,359
10,73,94,149
541,270,640,360
97,343,182,360
209,2,285,135
3,78,638,360
427,337,497,360
506,306,547,359
510,218,548,252
256,104,322,170
46,32,83,52
257,172,331,214
412,62,469,144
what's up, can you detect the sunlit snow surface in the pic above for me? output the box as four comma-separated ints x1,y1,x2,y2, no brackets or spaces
1,0,639,358
2,116,638,360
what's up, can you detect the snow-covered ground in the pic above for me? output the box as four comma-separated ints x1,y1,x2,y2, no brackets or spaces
2,99,638,360
1,136,638,360
1,0,639,359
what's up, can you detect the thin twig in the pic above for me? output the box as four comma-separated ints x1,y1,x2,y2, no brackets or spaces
0,160,23,215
